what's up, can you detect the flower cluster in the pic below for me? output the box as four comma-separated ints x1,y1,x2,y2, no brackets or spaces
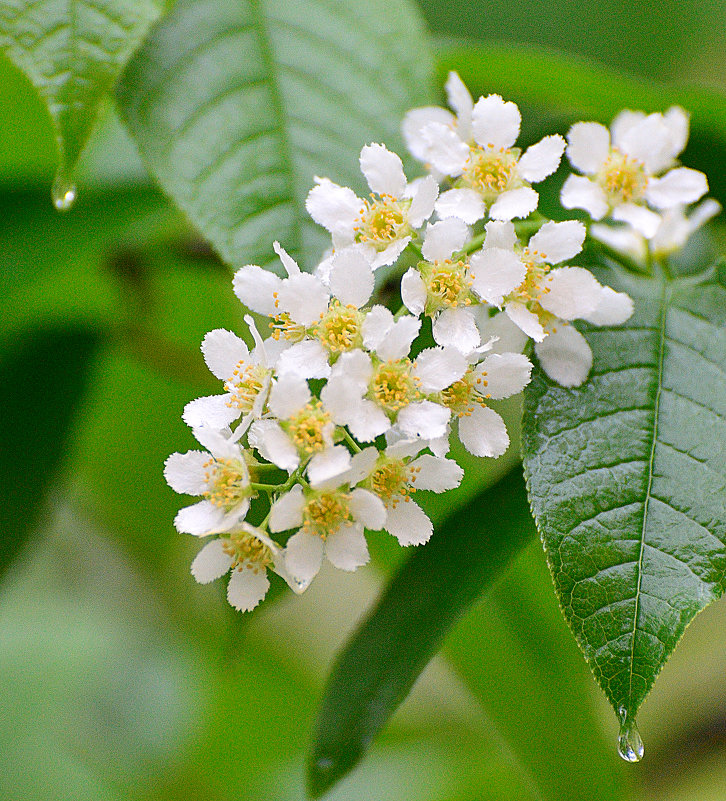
165,73,719,612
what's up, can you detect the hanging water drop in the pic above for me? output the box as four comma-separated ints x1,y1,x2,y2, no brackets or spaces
51,174,77,211
617,707,644,763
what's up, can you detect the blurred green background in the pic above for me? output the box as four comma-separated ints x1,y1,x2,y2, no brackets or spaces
2,0,726,799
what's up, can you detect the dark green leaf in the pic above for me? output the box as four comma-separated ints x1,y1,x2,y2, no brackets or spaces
0,0,166,200
0,326,101,580
522,265,726,744
308,467,536,798
116,0,433,271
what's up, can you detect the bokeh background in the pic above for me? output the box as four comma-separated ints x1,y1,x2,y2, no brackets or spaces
2,1,726,799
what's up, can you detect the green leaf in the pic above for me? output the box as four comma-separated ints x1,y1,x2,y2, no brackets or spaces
116,0,433,271
0,326,101,580
308,467,536,798
0,0,166,202
436,43,726,205
522,265,726,749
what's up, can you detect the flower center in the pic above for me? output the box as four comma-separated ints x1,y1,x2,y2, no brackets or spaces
369,458,419,506
314,302,364,354
203,458,251,509
439,370,488,417
269,312,307,343
355,194,410,249
284,401,331,455
222,528,272,572
461,146,520,201
224,361,270,415
421,259,473,311
597,150,648,205
303,491,353,538
370,359,420,414
509,249,550,304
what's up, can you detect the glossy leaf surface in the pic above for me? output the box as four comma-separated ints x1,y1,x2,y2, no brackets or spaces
117,0,432,270
523,265,726,730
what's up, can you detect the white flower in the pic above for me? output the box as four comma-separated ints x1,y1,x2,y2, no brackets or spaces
561,108,709,237
403,71,564,223
164,427,256,536
343,444,463,546
248,373,351,487
182,320,278,434
438,351,533,457
401,217,484,353
320,324,468,442
306,143,439,269
269,482,386,589
234,243,376,367
190,524,301,612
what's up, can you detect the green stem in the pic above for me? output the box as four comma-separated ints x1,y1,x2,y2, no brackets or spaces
393,304,409,320
251,483,282,493
341,428,362,454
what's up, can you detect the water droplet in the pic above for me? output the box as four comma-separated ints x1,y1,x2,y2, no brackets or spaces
315,756,335,772
617,707,644,763
51,174,77,211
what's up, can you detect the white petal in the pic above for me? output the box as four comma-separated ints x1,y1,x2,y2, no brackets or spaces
663,106,690,158
414,346,468,392
529,220,586,264
191,426,240,460
384,499,433,546
370,237,410,269
410,455,463,492
227,567,270,611
360,143,407,197
174,500,227,536
477,352,532,399
471,94,521,149
375,316,421,362
458,405,509,458
249,419,299,471
277,273,329,327
560,174,608,219
539,266,603,320
482,220,518,250
645,168,708,209
590,223,646,260
232,265,282,316
329,248,374,308
325,524,370,571
362,304,394,351
201,329,250,380
397,400,450,439
419,121,469,175
344,447,379,485
307,445,352,489
489,187,539,221
320,377,365,424
445,70,473,139
268,373,310,418
618,113,675,174
350,488,387,529
518,134,565,182
408,174,439,227
269,485,305,532
164,451,209,495
191,539,233,583
535,325,593,387
582,286,634,326
347,400,391,442
435,188,486,224
276,340,331,379
284,531,324,585
610,110,646,147
475,308,529,354
505,301,546,341
422,217,469,262
433,308,481,352
428,432,450,457
566,122,610,174
611,203,661,238
329,348,373,386
182,394,238,428
402,106,456,162
469,247,527,306
306,178,361,233
272,241,300,276
401,268,427,315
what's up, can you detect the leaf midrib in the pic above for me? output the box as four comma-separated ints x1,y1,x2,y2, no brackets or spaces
626,276,669,709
